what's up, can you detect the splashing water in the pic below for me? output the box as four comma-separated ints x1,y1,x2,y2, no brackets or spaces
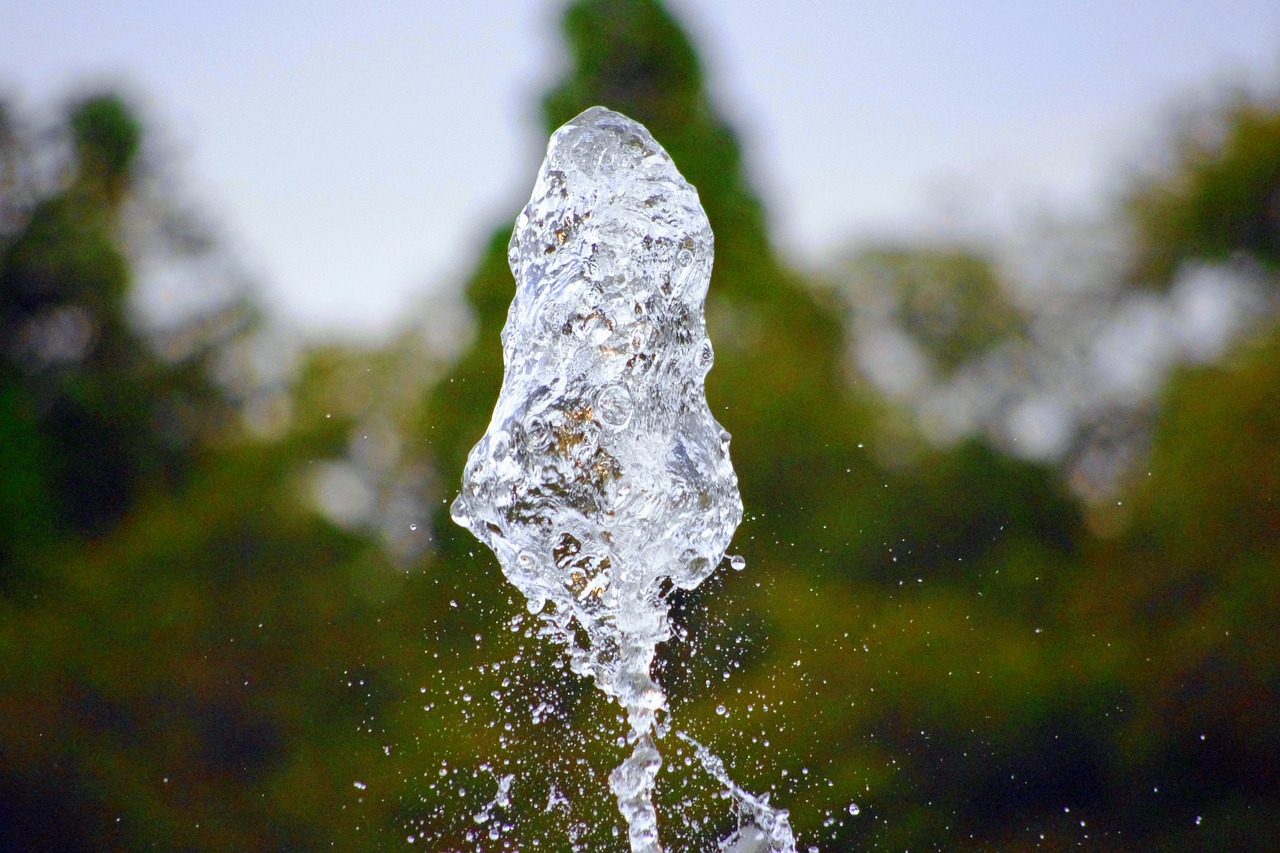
451,107,796,852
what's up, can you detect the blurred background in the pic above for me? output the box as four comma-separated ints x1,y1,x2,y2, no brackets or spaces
2,0,1278,849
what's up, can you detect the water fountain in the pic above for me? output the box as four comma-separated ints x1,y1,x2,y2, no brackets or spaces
451,107,795,852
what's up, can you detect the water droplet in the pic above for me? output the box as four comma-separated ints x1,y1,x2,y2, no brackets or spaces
716,705,726,716
696,340,714,373
848,802,860,816
595,384,633,429
729,554,746,571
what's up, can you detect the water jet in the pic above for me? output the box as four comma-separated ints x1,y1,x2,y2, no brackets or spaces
452,107,795,852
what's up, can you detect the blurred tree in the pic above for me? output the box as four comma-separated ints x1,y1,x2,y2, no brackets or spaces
1129,86,1280,287
834,245,1023,379
0,93,246,581
1091,81,1280,848
415,2,1087,851
423,0,877,593
415,1,903,846
0,91,281,850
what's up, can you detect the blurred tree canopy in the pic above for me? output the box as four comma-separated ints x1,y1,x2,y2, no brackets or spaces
1,1,1277,851
1128,87,1280,286
0,93,247,579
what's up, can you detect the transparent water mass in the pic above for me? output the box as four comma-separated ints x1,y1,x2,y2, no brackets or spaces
452,107,794,853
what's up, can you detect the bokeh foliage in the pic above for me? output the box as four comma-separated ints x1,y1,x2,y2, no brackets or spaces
2,1,1277,850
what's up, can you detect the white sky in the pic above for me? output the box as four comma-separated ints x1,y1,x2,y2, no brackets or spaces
3,1,1277,337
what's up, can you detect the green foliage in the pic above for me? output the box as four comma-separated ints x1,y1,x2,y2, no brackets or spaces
69,93,142,202
835,246,1024,374
2,5,1278,852
0,93,239,580
1129,89,1280,285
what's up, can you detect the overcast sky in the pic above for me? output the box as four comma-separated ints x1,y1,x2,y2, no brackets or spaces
3,1,1277,336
